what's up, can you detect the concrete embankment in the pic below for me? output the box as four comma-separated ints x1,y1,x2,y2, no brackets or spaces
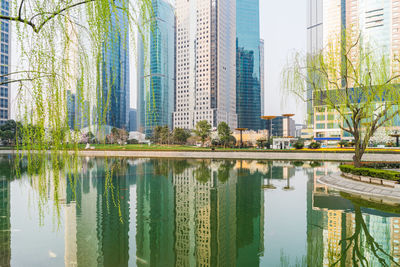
1,150,399,161
318,173,400,202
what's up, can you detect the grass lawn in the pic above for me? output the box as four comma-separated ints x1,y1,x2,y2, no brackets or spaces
71,144,400,153
2,144,400,153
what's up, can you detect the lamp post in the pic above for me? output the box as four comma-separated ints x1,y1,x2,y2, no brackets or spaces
235,128,248,148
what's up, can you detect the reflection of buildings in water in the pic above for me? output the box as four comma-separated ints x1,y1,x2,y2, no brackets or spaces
64,203,77,266
173,160,238,266
363,214,398,266
135,160,175,267
134,159,265,266
307,168,400,266
64,159,134,267
234,160,269,174
236,164,264,266
0,175,10,267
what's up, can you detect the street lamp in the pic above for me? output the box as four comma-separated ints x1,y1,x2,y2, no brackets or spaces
235,128,248,148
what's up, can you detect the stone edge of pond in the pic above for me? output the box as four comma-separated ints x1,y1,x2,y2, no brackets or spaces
318,173,400,202
2,149,400,162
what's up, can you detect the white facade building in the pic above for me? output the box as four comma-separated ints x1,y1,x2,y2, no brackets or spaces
173,0,237,130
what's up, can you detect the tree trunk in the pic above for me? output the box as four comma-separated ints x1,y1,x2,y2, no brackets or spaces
353,154,362,168
353,142,365,168
352,124,364,167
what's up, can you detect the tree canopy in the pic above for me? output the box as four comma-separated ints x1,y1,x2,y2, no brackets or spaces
3,0,152,153
283,30,400,166
217,122,232,148
195,120,212,146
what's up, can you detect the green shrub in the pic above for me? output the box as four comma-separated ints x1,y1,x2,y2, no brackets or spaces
361,162,400,169
293,142,304,149
309,142,321,149
292,161,304,167
339,164,400,181
310,161,322,168
127,139,139,144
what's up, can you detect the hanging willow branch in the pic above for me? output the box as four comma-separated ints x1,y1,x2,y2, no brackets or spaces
0,0,96,33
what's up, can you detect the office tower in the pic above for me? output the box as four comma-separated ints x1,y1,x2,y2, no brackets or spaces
137,0,175,135
67,89,90,130
173,0,237,130
260,39,265,116
236,0,261,130
306,0,323,126
67,91,76,129
99,1,130,129
0,0,10,124
129,108,137,132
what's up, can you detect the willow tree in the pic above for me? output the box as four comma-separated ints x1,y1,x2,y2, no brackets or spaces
0,0,152,222
1,0,151,154
283,31,400,167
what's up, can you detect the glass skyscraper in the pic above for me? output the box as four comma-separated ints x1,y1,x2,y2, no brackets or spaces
100,1,130,129
236,0,261,130
137,0,175,136
0,0,10,125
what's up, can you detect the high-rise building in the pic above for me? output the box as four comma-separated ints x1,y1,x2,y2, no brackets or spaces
260,39,265,117
129,108,137,132
0,0,10,124
67,89,90,130
236,0,261,130
173,0,237,130
99,1,130,129
137,0,175,136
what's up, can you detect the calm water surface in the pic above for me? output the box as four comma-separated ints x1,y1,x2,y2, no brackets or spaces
0,156,400,266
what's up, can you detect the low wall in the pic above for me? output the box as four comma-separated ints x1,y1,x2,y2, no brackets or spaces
1,150,399,161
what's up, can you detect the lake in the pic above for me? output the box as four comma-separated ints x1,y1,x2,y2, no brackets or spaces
0,156,399,266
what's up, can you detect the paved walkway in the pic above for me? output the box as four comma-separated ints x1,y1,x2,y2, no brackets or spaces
2,150,400,161
318,173,400,201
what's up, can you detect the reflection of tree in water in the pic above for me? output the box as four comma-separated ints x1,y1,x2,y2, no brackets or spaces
217,160,234,183
307,200,400,267
331,204,400,267
194,160,211,183
151,159,195,177
172,159,192,175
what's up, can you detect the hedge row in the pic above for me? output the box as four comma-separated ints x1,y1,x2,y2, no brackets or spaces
339,165,400,181
360,162,400,169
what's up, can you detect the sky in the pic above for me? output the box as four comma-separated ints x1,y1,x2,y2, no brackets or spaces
260,0,307,123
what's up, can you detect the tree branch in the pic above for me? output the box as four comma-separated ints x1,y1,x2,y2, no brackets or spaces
0,0,96,33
